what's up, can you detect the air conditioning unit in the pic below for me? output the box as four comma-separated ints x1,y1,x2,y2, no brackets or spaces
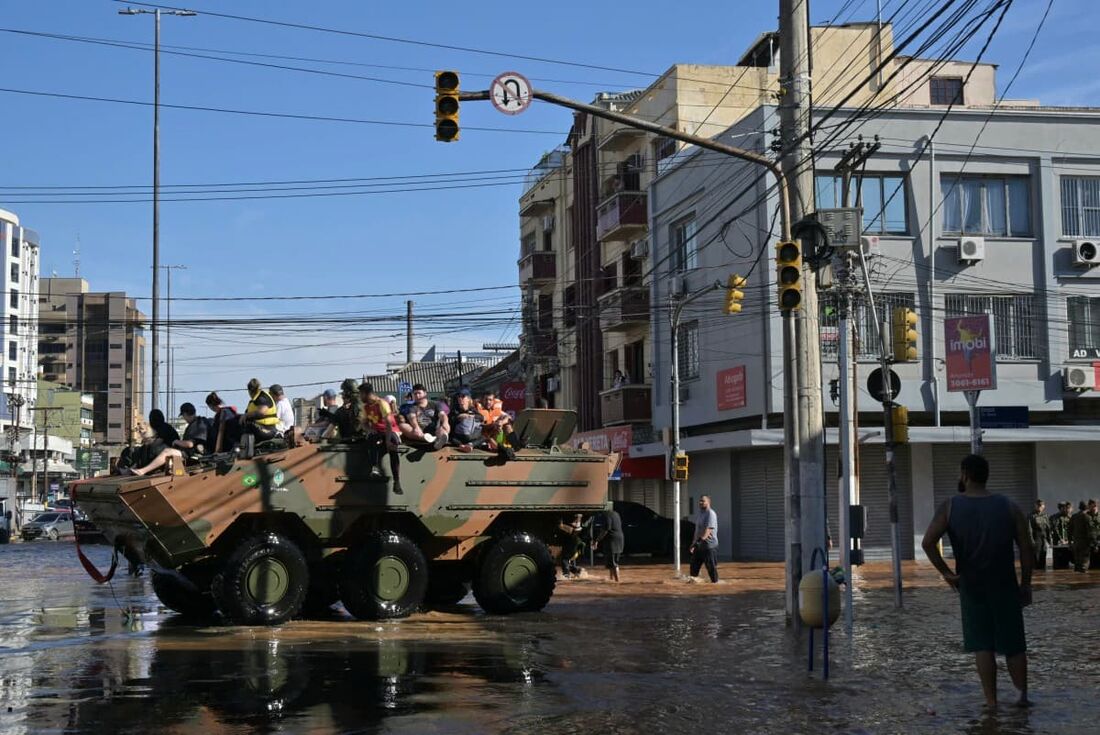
860,235,880,258
1072,239,1100,267
541,215,555,233
669,275,685,298
1063,365,1096,391
629,239,649,259
957,236,985,264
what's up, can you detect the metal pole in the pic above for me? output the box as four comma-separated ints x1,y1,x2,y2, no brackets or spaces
780,0,826,618
151,8,161,413
30,423,37,505
838,291,855,632
670,295,681,578
965,390,983,454
406,300,414,364
166,265,171,411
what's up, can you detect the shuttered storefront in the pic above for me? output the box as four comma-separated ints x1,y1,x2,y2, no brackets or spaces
932,443,1036,514
825,445,915,559
733,449,786,561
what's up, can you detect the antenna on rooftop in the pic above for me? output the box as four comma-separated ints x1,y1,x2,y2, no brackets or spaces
73,234,81,277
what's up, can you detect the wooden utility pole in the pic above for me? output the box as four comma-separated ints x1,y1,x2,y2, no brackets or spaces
406,300,414,364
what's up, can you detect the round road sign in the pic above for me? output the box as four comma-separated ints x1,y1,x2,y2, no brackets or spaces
490,72,533,115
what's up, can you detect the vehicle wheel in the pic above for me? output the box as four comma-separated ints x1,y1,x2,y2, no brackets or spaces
48,528,59,541
152,570,217,620
472,532,556,615
424,567,470,607
299,551,345,618
340,531,427,620
212,532,309,626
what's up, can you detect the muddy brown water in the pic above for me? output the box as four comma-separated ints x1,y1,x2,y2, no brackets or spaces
1,542,1098,734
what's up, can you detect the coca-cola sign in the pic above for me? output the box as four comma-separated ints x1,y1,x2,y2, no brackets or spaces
501,382,527,413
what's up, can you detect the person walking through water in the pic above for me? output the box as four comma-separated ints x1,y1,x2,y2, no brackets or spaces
593,507,624,582
689,495,720,583
922,454,1033,710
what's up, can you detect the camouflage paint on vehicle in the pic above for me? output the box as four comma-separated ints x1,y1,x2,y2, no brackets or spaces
72,410,612,571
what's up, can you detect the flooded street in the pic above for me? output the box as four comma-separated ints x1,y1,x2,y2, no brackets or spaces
1,542,1098,734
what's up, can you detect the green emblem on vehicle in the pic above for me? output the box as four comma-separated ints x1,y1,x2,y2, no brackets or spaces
273,469,285,487
242,474,258,488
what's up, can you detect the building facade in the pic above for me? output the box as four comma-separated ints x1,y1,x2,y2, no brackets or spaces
36,379,94,449
0,209,41,430
39,279,146,445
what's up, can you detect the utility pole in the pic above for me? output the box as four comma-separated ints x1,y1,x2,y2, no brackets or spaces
159,263,187,411
406,300,414,364
780,0,826,624
119,6,196,413
32,407,64,504
7,393,24,529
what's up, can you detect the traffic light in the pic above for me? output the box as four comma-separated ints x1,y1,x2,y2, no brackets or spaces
435,70,460,142
775,240,802,312
725,274,746,314
891,405,909,444
671,452,690,481
891,307,918,362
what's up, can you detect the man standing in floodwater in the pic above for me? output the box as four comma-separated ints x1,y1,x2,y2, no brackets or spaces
922,454,1033,709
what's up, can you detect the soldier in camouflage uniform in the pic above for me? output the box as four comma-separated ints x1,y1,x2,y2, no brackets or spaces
1028,499,1051,570
1069,501,1092,573
1088,499,1100,568
1050,501,1072,546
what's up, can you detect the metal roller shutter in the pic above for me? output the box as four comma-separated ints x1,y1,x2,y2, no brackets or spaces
734,449,785,561
826,445,915,559
933,443,1036,514
626,480,646,506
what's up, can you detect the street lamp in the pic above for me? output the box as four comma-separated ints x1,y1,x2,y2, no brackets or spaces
119,6,196,413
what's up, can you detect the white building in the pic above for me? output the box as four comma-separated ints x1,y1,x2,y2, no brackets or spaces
0,209,40,431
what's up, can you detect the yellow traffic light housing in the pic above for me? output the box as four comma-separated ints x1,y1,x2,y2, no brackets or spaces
435,70,460,142
892,307,918,362
775,240,802,312
891,405,909,444
671,452,690,481
725,274,746,314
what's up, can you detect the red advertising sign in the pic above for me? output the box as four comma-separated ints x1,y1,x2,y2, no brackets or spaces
717,365,747,411
569,426,632,454
500,382,527,413
944,315,997,392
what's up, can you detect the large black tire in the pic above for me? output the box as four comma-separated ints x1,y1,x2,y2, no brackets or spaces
340,531,428,620
472,532,556,615
212,532,309,626
424,564,471,608
151,569,218,620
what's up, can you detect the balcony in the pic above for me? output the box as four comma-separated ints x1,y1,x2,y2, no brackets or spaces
598,126,646,153
518,250,556,286
519,197,556,218
596,191,647,242
597,286,650,332
600,384,652,426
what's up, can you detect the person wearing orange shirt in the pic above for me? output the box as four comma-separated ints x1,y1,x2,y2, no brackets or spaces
359,383,403,494
477,390,522,461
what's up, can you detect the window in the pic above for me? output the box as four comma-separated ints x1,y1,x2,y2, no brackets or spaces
945,294,1040,360
108,403,122,409
7,342,14,361
625,340,644,383
670,215,698,273
109,343,123,349
108,423,122,429
676,321,699,380
108,363,123,369
654,136,676,162
537,294,553,331
821,292,915,359
941,176,1031,237
815,174,908,234
563,284,577,328
10,239,18,257
606,350,620,388
108,383,122,389
622,251,642,287
7,367,14,387
521,232,536,259
930,77,964,105
1068,296,1100,358
9,289,16,309
1060,176,1100,238
601,262,618,296
8,315,16,336
9,264,17,284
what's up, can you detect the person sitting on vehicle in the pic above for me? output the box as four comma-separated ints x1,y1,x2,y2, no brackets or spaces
333,378,363,440
477,390,521,460
206,391,242,454
239,378,280,443
358,382,403,492
397,383,449,450
270,384,302,447
449,389,484,451
123,403,210,476
120,410,179,474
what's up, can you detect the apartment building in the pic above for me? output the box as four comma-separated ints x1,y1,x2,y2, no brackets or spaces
39,278,146,445
646,65,1100,560
36,379,94,449
518,24,905,512
0,209,40,429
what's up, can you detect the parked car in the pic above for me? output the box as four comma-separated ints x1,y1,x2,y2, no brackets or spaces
21,511,75,541
590,501,695,557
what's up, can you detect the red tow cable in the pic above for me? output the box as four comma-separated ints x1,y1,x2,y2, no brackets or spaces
70,482,117,584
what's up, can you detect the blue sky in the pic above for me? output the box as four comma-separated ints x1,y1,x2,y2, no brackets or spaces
0,0,1089,414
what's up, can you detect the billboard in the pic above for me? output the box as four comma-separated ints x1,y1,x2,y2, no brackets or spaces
500,382,527,414
75,449,109,472
716,365,747,411
944,314,997,392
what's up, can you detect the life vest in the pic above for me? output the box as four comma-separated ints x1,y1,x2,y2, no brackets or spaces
247,389,279,426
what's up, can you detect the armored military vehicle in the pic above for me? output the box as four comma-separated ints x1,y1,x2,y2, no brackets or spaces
72,409,612,625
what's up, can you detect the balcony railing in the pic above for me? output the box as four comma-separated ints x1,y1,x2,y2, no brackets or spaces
596,191,647,242
518,250,556,285
600,384,652,426
597,285,650,332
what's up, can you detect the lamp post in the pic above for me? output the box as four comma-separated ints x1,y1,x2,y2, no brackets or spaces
119,6,196,412
158,263,187,411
